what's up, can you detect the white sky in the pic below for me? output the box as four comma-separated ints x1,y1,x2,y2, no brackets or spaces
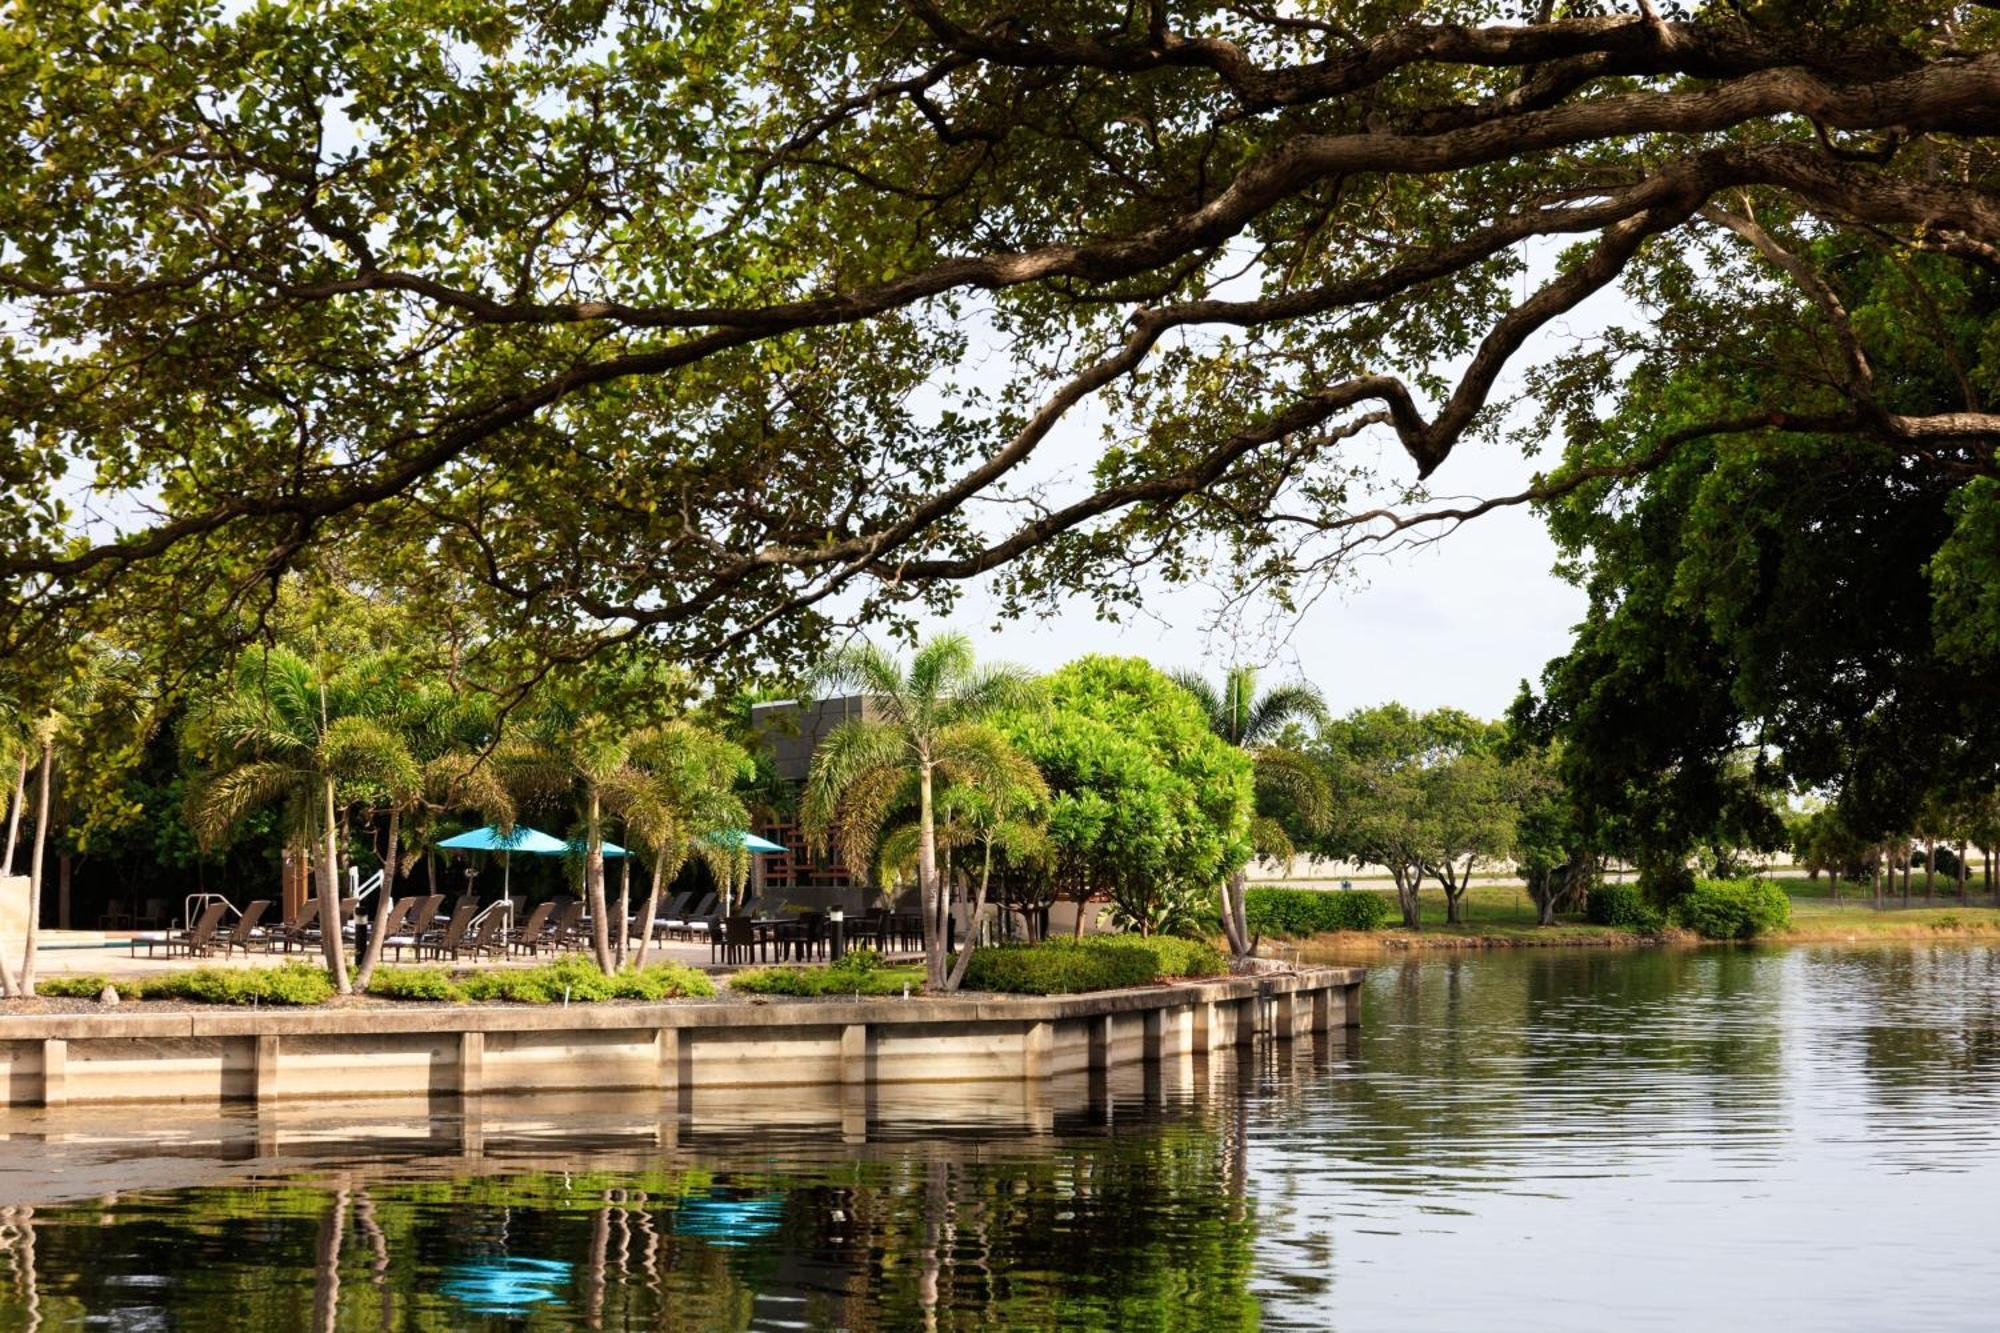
919,449,1583,720
910,238,1622,721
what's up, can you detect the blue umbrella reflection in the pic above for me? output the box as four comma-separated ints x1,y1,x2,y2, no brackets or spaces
439,1256,573,1314
674,1194,785,1248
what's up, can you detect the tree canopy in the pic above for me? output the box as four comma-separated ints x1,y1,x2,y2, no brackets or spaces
6,1,1998,680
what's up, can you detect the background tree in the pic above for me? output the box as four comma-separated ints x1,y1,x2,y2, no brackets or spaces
1004,657,1255,939
185,648,416,993
802,633,1039,990
9,5,2000,684
1172,667,1331,958
610,720,754,970
499,653,685,972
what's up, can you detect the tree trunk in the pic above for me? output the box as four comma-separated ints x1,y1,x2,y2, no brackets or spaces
57,852,70,930
1901,848,1910,901
353,806,400,991
319,776,352,994
1924,837,1936,903
632,854,665,970
2,750,25,874
17,740,54,996
1219,870,1249,958
943,838,996,992
1872,851,1882,908
1956,840,1968,901
916,761,944,989
1394,865,1421,930
584,787,614,972
614,855,631,969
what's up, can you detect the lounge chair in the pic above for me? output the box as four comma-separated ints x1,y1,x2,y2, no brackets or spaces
643,891,696,944
510,901,558,955
356,896,418,957
664,893,717,942
416,899,478,961
384,893,446,960
131,900,231,959
549,900,586,952
220,900,273,957
449,906,509,961
277,899,320,953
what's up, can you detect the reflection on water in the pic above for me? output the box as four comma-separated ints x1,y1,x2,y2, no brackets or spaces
2,945,1999,1330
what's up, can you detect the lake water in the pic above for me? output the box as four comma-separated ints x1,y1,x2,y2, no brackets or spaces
2,945,1998,1329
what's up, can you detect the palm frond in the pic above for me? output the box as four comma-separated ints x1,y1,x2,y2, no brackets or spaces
1249,814,1297,863
800,718,907,848
1167,669,1228,738
907,632,976,703
1245,680,1329,745
943,661,1042,723
1253,745,1334,834
185,760,307,849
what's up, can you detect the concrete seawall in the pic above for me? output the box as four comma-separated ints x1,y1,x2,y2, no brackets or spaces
0,967,1363,1109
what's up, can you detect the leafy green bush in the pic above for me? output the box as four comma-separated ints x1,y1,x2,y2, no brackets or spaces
367,967,460,1001
454,956,715,1004
35,974,122,999
731,951,921,997
958,935,1225,995
1586,883,1665,934
140,962,336,1006
1243,887,1393,936
1673,878,1791,940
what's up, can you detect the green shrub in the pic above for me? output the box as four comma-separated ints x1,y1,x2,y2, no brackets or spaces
1243,887,1393,937
958,935,1225,995
1673,878,1791,940
140,962,336,1006
1586,883,1665,934
455,956,714,1004
368,967,460,1002
731,953,921,997
36,974,120,1000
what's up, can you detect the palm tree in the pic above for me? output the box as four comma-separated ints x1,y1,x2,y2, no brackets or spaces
802,633,1040,990
186,648,417,994
874,755,1049,989
608,720,755,969
352,686,513,991
498,657,683,972
1171,666,1332,959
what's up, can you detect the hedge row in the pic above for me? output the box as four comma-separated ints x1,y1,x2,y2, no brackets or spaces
1242,886,1393,937
37,962,334,1006
370,956,716,1003
958,935,1225,995
731,950,920,997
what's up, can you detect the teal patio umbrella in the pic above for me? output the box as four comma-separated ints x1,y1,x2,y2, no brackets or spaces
436,824,628,898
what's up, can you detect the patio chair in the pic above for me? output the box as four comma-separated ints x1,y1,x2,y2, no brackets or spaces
131,900,231,959
219,899,273,957
510,901,558,955
384,893,446,960
711,915,762,966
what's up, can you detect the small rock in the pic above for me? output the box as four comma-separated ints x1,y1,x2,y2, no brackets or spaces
99,984,120,1006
